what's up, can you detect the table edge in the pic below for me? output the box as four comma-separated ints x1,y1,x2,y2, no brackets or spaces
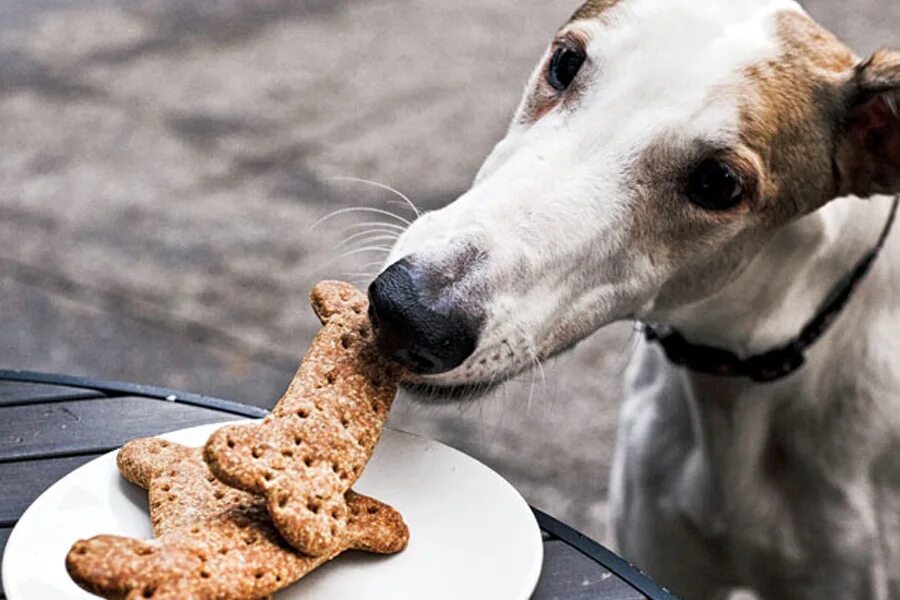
532,508,679,600
0,369,268,419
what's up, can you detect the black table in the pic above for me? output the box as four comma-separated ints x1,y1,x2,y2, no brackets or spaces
0,370,676,600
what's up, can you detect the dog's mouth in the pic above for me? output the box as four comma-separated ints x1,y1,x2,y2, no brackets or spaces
399,378,506,404
397,345,539,403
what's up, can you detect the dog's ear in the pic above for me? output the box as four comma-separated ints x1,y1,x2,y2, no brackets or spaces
834,49,900,198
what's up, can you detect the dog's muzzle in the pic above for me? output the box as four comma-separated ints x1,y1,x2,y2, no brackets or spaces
368,258,480,375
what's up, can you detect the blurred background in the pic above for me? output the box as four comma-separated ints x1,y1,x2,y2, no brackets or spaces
1,0,897,542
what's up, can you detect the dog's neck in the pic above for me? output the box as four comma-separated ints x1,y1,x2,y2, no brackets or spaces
653,195,897,361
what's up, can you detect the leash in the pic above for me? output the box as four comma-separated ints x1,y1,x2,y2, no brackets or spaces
643,195,900,383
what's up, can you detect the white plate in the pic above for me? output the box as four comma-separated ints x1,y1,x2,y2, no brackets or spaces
3,424,542,599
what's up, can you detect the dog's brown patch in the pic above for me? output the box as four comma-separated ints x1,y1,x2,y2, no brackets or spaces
570,0,625,22
623,9,861,309
629,8,856,253
519,92,563,125
738,10,856,219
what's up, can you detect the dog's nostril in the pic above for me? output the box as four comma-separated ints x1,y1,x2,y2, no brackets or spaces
368,258,478,376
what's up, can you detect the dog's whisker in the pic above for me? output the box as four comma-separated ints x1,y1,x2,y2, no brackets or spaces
359,259,387,270
524,355,537,416
340,221,408,234
312,246,394,277
484,366,509,449
337,227,402,242
327,176,421,218
334,246,393,261
346,273,379,285
509,318,537,366
386,198,418,214
462,379,485,411
309,207,412,231
507,317,546,413
527,344,543,414
532,338,547,390
624,322,643,353
343,235,400,249
334,231,400,251
346,275,369,287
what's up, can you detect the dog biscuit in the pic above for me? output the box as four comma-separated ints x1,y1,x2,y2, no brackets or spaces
203,281,402,556
67,439,408,600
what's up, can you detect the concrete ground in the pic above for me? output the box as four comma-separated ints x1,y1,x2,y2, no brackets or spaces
0,0,896,545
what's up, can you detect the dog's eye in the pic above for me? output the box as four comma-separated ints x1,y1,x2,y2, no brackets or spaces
687,159,743,211
548,46,586,91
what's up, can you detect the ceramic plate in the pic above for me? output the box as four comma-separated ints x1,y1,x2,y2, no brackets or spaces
3,423,542,599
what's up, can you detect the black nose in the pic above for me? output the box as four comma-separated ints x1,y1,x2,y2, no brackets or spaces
368,259,478,375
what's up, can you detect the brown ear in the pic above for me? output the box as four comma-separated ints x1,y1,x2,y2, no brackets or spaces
835,49,900,198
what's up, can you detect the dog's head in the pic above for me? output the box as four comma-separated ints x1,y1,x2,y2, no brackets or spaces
369,0,900,394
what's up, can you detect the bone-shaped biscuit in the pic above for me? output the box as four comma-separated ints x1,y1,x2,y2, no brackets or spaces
203,281,402,556
66,438,408,600
116,437,245,536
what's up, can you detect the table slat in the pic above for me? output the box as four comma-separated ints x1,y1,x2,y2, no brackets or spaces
0,398,239,462
533,540,647,600
0,454,102,525
0,382,103,408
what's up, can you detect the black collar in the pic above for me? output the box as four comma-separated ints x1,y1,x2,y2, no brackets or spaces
643,196,899,383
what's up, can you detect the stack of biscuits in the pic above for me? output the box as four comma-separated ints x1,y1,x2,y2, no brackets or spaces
65,282,408,600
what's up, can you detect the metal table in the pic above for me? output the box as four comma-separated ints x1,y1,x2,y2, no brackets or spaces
0,370,676,600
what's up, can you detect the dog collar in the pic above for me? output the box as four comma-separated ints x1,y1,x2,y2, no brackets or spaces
643,196,899,383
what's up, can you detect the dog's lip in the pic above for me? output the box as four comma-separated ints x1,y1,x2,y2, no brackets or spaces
398,378,505,404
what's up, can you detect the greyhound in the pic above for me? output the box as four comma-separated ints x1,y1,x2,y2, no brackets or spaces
366,0,900,598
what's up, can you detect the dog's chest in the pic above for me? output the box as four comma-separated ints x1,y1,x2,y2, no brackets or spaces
664,377,803,551
623,342,900,594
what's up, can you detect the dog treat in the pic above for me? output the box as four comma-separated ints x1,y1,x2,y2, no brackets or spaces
204,281,402,556
116,438,244,536
67,439,409,600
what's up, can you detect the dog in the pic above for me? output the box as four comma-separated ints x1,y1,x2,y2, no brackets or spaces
366,0,900,598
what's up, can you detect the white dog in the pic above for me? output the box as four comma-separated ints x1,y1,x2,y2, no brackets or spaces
368,1,900,598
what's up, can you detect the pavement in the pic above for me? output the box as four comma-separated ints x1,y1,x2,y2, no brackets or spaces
1,0,897,544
